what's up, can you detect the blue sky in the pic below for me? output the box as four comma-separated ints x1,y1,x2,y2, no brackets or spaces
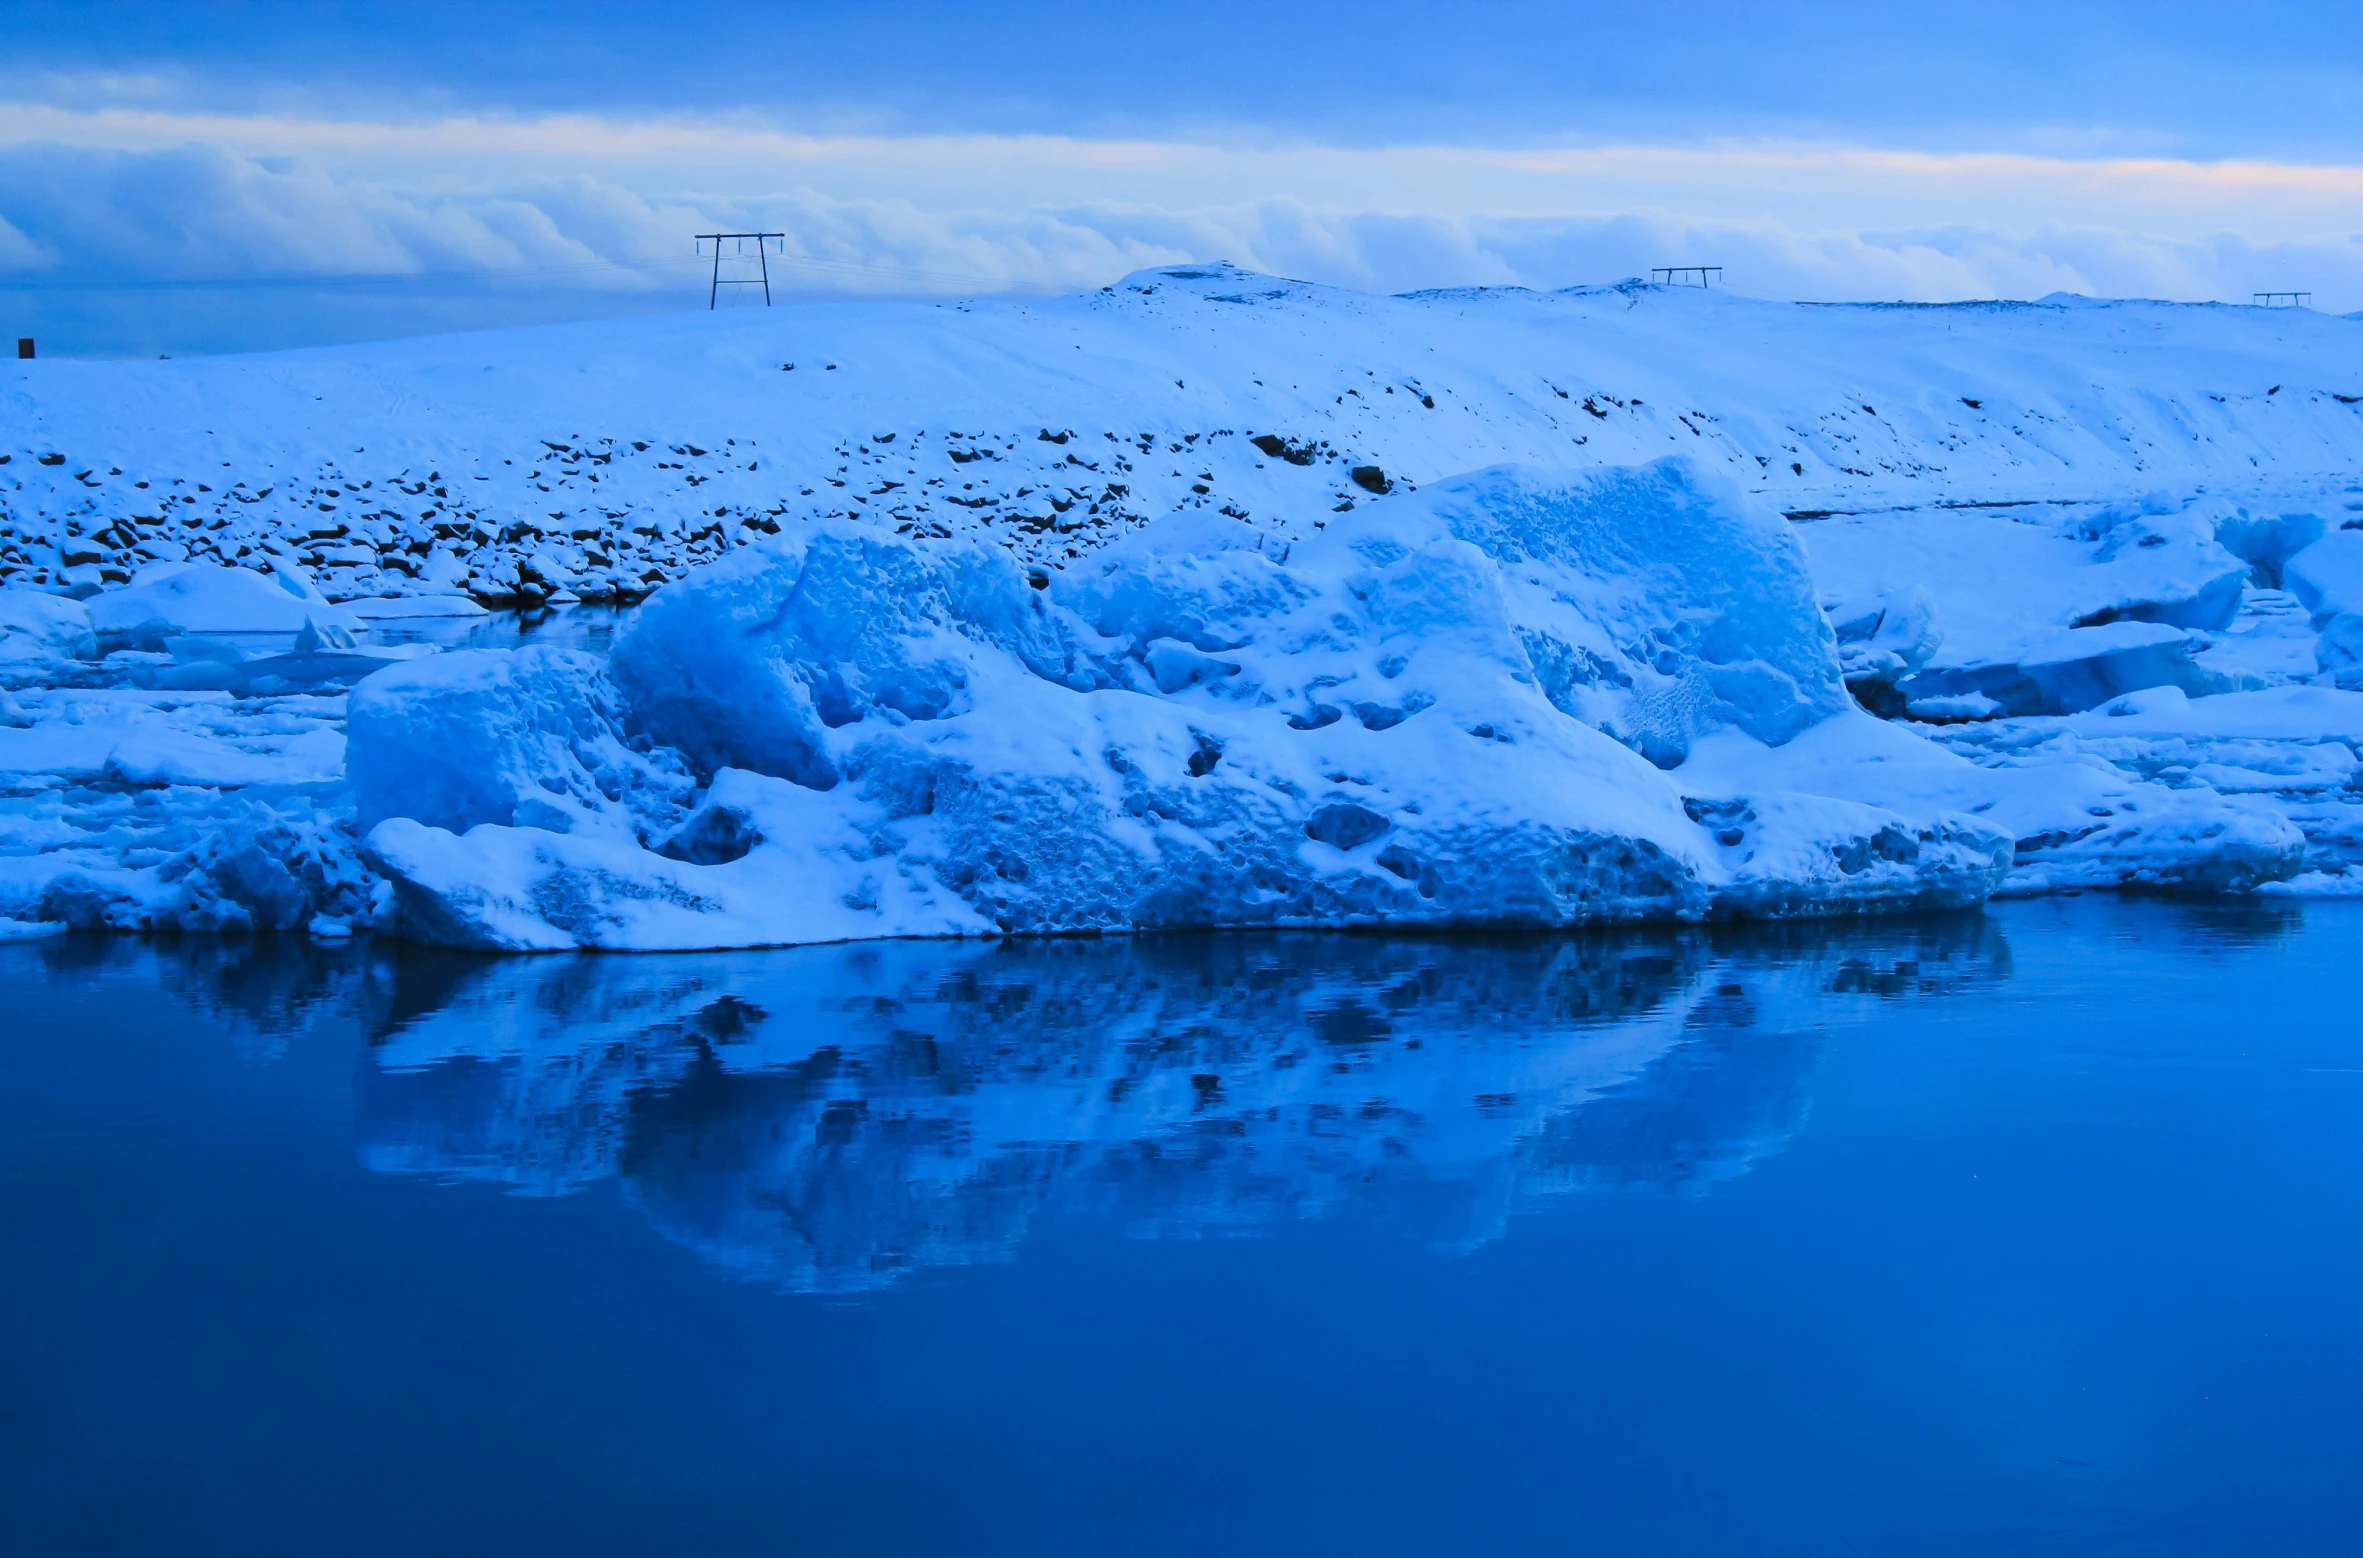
6,1,2362,353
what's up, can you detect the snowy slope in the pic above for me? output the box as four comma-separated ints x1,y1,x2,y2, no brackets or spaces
7,263,2363,603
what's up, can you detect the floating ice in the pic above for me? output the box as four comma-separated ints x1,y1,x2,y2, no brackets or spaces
1810,499,2261,719
2286,532,2363,622
0,590,95,671
358,460,2012,950
86,562,360,645
346,596,491,620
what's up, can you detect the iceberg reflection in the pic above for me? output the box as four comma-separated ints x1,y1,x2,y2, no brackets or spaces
351,917,2013,1291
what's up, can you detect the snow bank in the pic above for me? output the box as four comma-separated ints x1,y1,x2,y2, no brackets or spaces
362,459,2010,950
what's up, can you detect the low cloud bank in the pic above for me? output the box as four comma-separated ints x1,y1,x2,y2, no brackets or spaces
5,135,2360,354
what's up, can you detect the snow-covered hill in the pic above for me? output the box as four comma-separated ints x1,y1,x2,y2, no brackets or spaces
8,262,2363,602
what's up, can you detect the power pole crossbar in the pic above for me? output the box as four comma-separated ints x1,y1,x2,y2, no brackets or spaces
696,233,787,309
1652,266,1723,288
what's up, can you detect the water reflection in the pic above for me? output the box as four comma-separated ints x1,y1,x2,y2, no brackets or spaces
10,914,2031,1291
28,930,374,1061
340,917,2011,1291
360,601,636,654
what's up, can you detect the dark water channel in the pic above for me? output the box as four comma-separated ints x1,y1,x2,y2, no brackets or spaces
4,898,2361,1556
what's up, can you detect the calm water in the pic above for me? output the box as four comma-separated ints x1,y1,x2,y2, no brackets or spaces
4,898,2360,1556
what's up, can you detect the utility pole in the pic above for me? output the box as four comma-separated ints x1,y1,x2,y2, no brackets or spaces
696,233,786,309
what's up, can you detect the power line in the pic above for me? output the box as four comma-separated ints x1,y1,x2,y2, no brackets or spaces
697,233,784,309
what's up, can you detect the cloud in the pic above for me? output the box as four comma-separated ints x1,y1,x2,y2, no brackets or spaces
6,105,2362,354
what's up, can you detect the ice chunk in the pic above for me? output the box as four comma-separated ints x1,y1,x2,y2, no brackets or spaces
1899,621,2219,718
2016,622,2220,710
1828,585,1940,714
0,590,95,665
2097,685,2191,717
2190,588,2319,689
103,724,346,789
2214,507,2328,589
346,645,692,840
2285,532,2363,622
612,523,1107,789
377,462,2008,950
1393,460,1852,760
365,779,988,951
1686,709,2310,895
86,562,360,644
0,790,383,935
2077,509,2248,631
2316,614,2363,691
1805,501,2250,717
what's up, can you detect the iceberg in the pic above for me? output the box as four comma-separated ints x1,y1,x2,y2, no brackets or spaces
86,561,360,646
0,589,96,673
357,459,2013,950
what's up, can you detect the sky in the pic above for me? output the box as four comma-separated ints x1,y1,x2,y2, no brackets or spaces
5,0,2363,355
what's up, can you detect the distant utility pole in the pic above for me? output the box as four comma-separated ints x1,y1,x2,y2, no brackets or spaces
696,233,787,309
2254,291,2312,308
1652,267,1723,288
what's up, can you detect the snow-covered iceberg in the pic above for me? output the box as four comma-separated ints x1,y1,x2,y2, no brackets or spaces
87,561,360,646
355,459,2012,950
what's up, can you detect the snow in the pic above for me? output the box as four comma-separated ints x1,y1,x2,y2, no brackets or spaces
346,595,489,619
356,461,2010,950
10,261,2363,609
6,264,2363,944
0,682,374,935
347,646,690,838
85,562,359,642
2286,531,2363,621
0,589,94,667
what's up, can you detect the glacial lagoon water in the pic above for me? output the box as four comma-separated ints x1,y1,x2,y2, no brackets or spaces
4,898,2362,1556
